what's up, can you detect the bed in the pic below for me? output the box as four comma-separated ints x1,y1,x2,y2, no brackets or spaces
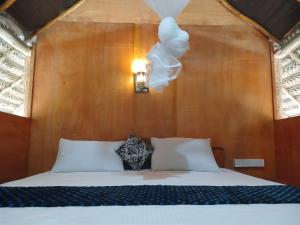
1,138,300,225
1,169,300,225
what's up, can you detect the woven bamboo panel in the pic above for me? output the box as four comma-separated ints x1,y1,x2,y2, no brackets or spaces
0,14,29,116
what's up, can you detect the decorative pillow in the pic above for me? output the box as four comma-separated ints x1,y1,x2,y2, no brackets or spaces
116,135,154,171
123,157,152,170
151,137,219,172
52,138,124,172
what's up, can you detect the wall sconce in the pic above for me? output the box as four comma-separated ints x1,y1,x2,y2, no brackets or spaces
132,59,149,93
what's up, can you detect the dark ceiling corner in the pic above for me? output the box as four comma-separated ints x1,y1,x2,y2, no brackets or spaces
220,0,300,42
0,0,16,12
2,0,84,41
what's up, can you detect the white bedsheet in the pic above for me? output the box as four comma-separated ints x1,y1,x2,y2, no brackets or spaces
1,169,299,225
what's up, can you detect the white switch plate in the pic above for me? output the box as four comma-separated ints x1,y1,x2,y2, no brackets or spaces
234,159,265,168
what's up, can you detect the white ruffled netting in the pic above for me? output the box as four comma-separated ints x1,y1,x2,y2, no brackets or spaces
145,0,190,91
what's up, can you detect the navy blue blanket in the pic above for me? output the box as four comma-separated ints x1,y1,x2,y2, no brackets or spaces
1,185,300,208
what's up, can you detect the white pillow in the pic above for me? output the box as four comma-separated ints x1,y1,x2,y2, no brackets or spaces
151,137,219,171
52,138,124,172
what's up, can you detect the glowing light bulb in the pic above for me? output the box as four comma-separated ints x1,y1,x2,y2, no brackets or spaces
132,59,148,73
136,73,146,83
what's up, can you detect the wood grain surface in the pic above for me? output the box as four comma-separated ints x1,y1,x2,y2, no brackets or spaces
29,22,275,179
275,117,300,187
61,0,245,26
0,112,30,183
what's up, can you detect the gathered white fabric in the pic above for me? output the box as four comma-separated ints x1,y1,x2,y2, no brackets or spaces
147,43,182,91
144,0,190,91
145,0,190,18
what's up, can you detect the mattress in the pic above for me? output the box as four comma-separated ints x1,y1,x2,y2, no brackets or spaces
1,169,300,225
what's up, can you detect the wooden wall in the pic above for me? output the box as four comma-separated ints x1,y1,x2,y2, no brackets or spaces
0,112,30,183
29,22,275,179
275,117,300,187
61,0,244,26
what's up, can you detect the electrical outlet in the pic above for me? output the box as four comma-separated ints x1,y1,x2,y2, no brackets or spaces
234,159,265,168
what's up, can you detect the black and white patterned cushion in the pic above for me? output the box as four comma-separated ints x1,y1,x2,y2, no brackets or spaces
116,135,154,171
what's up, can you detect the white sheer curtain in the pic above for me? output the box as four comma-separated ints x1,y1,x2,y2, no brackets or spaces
145,0,189,18
144,0,190,91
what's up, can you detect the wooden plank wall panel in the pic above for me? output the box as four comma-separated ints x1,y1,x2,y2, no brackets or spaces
275,117,300,187
133,24,177,138
29,22,135,174
61,0,245,26
29,22,275,179
177,26,275,179
0,112,30,183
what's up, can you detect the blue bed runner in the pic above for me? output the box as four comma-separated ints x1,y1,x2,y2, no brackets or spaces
1,185,300,207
